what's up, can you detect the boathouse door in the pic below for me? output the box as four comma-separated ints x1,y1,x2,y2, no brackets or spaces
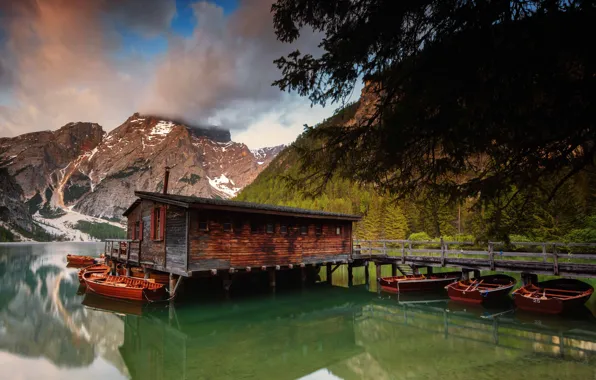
165,206,187,271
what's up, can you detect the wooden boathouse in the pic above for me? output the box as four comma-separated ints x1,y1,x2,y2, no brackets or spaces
107,169,360,292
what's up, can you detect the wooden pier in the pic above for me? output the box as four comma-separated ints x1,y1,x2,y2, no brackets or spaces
353,239,596,279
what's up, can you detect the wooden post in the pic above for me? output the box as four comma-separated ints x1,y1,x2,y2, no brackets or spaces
144,267,151,279
126,241,131,265
473,269,481,279
223,272,233,297
412,266,420,275
440,237,445,266
401,242,406,264
326,263,333,285
301,266,307,287
110,260,117,275
542,243,547,264
489,242,495,271
391,263,397,277
268,268,276,292
364,261,370,286
169,273,177,295
375,262,382,294
521,272,538,285
383,241,387,256
553,244,559,276
427,266,433,275
368,241,373,257
126,266,132,277
461,270,470,281
347,263,353,287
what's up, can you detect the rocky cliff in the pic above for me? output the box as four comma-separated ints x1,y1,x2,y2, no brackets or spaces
0,113,284,239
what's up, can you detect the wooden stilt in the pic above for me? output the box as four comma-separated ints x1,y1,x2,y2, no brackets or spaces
347,263,353,287
473,269,481,279
126,266,132,277
427,266,433,275
169,273,177,295
364,261,370,287
268,269,276,292
223,273,233,298
375,262,382,294
301,266,307,288
461,270,470,281
521,272,538,285
412,265,420,275
391,263,397,277
326,263,333,285
144,267,152,280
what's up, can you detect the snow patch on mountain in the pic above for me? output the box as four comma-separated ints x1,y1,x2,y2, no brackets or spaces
33,209,124,242
208,174,241,198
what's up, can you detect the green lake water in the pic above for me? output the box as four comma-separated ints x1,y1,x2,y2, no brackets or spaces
1,243,596,380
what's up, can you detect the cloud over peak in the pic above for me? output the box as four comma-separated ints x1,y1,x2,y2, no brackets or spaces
0,0,333,148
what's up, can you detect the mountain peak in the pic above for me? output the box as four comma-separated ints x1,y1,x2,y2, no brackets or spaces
124,112,231,143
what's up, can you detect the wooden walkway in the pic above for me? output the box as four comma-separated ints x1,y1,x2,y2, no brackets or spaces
353,239,596,278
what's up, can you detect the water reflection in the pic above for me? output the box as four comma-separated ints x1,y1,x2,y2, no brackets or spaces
1,244,596,380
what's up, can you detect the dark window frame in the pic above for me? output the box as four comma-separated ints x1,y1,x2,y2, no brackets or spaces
250,222,260,234
266,223,275,234
315,224,323,236
336,225,342,235
300,225,308,235
280,224,288,234
223,219,232,232
198,220,209,232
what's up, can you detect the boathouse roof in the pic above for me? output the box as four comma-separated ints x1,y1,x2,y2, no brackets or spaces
125,191,362,221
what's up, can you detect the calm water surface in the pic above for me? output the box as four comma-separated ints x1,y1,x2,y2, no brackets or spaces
1,243,596,380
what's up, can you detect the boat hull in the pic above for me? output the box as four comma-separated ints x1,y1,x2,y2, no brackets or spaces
512,279,594,315
380,272,460,294
84,275,166,302
78,264,110,284
446,274,516,305
67,254,95,267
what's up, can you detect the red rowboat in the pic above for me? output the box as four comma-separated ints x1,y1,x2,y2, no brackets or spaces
78,264,110,284
84,274,166,302
66,254,95,267
380,271,461,293
446,274,516,304
512,278,594,314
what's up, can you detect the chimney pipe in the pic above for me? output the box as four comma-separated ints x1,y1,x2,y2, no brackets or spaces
163,166,170,194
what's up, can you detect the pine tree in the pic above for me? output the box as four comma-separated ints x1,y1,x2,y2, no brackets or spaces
383,201,409,240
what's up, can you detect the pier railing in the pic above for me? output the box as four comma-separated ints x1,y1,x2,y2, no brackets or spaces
353,239,596,277
104,239,141,265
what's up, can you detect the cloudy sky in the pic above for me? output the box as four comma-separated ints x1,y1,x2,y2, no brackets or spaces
0,0,361,148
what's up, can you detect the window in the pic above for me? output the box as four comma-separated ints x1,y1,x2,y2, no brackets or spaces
223,219,232,232
266,223,274,234
315,224,323,235
199,220,209,231
133,221,142,240
336,225,342,235
251,222,260,233
280,225,288,234
300,225,308,235
234,220,244,233
151,207,165,240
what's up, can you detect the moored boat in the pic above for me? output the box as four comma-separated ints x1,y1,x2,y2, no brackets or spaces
66,254,95,266
78,264,110,284
445,274,516,304
84,274,167,301
512,278,594,314
380,271,461,293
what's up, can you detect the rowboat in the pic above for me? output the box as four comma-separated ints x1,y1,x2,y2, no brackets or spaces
512,278,594,314
66,254,95,266
78,264,110,284
379,272,461,293
84,274,167,301
117,265,170,285
445,274,516,304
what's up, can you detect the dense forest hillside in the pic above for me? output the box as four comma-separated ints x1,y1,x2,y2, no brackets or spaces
237,102,596,243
